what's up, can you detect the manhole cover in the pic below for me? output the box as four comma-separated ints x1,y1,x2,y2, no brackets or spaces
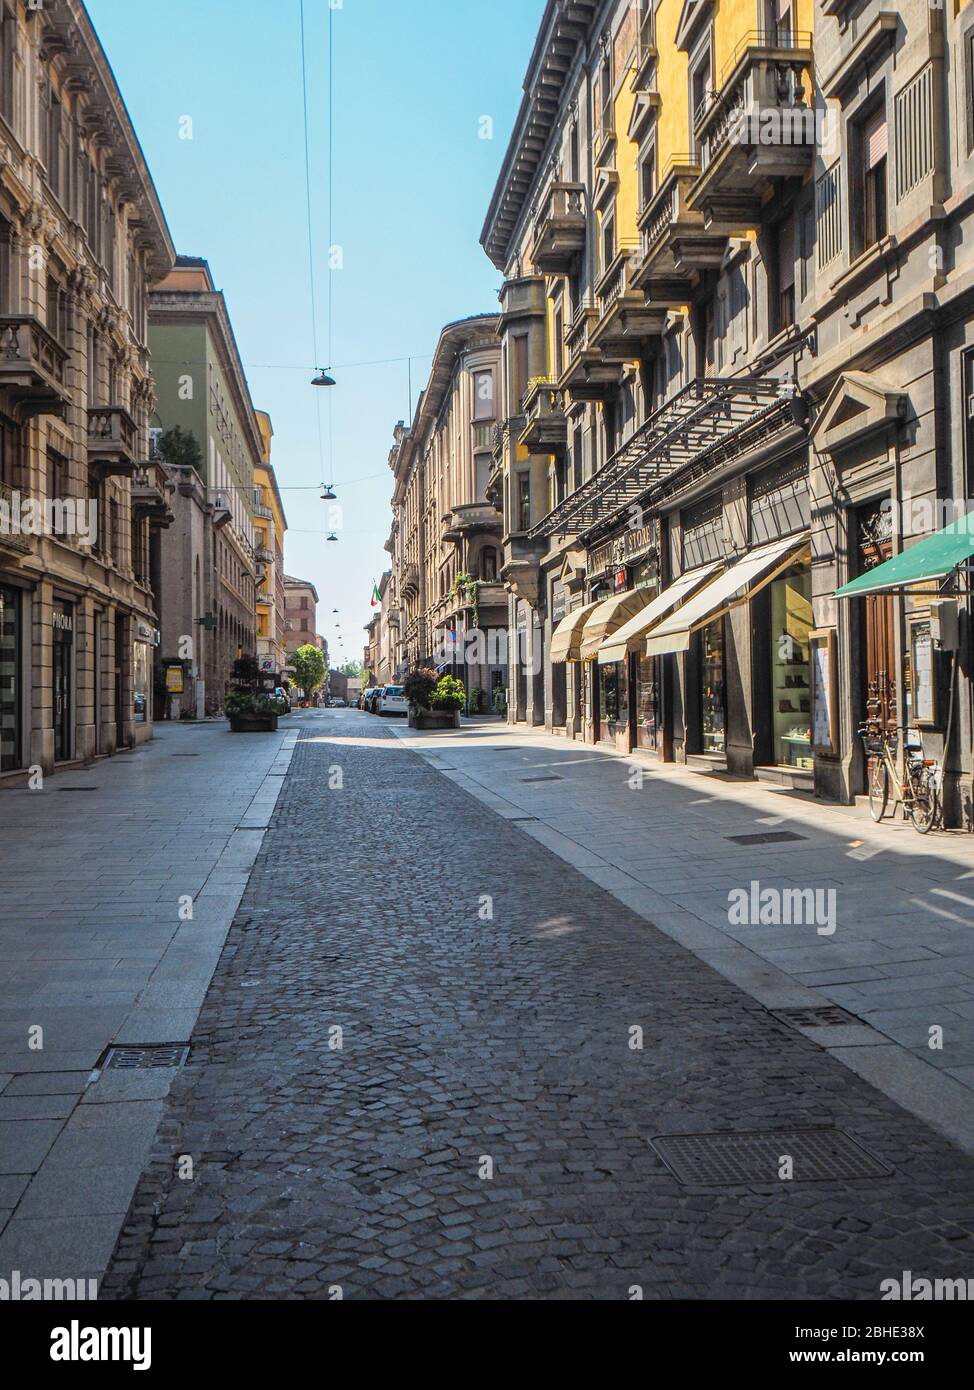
521,775,563,783
103,1044,190,1070
726,830,808,845
650,1128,892,1185
772,1005,860,1029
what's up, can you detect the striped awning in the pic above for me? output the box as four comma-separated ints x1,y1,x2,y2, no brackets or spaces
597,560,723,665
550,599,602,664
645,535,809,656
579,589,654,662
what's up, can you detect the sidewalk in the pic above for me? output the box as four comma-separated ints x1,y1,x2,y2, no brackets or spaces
390,717,974,1155
0,717,299,1283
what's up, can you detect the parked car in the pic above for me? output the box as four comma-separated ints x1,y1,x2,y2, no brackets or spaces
333,697,347,708
376,685,408,717
367,687,384,714
360,687,379,711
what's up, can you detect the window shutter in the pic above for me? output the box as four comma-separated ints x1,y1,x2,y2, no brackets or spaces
864,109,888,170
778,216,796,291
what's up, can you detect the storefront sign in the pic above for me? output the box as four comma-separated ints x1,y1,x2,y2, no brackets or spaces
165,666,185,695
52,609,73,634
552,582,567,623
136,623,160,646
589,522,657,578
614,569,628,593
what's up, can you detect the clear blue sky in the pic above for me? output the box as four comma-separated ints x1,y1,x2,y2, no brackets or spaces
85,0,545,667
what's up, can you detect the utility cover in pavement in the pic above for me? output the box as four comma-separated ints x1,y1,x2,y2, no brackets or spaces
650,1128,892,1185
521,775,563,783
726,830,807,845
772,1006,860,1029
104,1045,190,1070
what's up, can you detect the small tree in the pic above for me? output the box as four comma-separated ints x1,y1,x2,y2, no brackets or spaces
404,665,439,711
156,425,203,472
291,644,327,705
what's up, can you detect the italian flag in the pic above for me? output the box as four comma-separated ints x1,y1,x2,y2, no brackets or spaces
371,581,381,608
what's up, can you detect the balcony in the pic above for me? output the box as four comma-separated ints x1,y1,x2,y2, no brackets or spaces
256,544,275,565
401,562,420,599
519,379,568,455
254,502,274,521
631,161,727,304
0,480,31,557
590,248,668,361
87,406,139,479
498,275,546,327
449,502,503,537
0,315,69,419
689,31,815,228
531,182,587,274
558,304,619,403
132,462,175,528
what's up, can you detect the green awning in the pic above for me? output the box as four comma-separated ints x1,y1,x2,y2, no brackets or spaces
835,513,974,598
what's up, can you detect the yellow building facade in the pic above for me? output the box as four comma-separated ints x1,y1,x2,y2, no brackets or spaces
253,410,288,676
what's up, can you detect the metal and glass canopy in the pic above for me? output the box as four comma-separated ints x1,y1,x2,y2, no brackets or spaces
527,377,794,542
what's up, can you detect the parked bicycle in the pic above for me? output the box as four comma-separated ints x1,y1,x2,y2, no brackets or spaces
857,723,940,834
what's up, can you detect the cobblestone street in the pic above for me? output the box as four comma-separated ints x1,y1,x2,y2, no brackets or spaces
99,710,974,1300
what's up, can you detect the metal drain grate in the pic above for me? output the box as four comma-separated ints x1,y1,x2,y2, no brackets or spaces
726,830,808,845
103,1044,190,1070
60,786,99,792
650,1128,892,1185
171,753,201,758
772,1005,860,1029
521,775,563,783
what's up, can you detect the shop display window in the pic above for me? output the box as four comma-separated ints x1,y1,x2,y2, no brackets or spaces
0,585,21,773
133,641,151,724
699,618,725,754
770,563,813,769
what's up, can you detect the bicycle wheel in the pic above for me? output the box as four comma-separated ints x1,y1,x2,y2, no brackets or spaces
908,765,939,835
868,757,889,822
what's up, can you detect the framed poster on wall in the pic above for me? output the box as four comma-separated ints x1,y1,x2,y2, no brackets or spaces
809,628,838,755
908,616,937,727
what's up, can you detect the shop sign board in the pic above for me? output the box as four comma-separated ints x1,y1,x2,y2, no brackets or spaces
589,521,657,578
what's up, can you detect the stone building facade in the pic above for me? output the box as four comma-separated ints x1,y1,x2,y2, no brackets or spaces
0,0,175,779
478,0,974,827
283,574,319,654
149,256,261,716
387,315,507,703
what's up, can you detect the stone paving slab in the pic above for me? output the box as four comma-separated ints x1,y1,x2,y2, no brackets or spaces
0,719,296,1288
100,711,974,1300
391,719,974,1135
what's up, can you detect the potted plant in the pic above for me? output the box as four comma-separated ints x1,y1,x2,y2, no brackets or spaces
406,665,463,729
492,686,508,718
225,690,283,733
225,654,282,732
465,686,485,716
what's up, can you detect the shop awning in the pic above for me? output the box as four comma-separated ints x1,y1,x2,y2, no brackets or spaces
645,534,809,656
835,513,974,598
550,599,603,664
579,589,655,662
597,559,723,665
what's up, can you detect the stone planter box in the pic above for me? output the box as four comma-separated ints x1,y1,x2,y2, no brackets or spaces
408,708,460,730
228,713,279,733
